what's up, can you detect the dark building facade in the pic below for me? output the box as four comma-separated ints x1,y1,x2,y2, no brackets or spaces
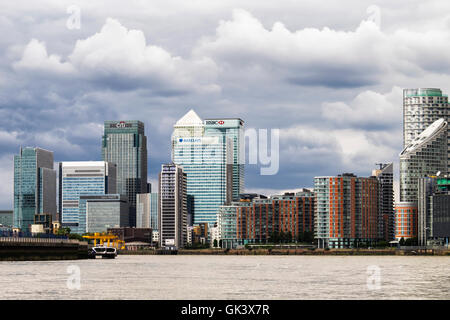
107,227,152,243
372,163,395,242
417,175,450,246
102,121,147,228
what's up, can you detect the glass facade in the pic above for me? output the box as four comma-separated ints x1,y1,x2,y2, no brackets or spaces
400,119,448,203
204,119,245,201
403,88,450,167
81,194,129,233
13,147,56,231
0,211,13,227
59,161,116,234
172,111,240,226
102,121,147,227
136,193,158,230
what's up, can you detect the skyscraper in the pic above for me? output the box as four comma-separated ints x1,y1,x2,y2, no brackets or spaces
13,147,56,231
158,163,187,248
204,118,245,200
399,118,448,203
403,88,450,167
136,193,158,230
372,163,394,242
59,161,117,234
172,110,238,226
102,120,147,227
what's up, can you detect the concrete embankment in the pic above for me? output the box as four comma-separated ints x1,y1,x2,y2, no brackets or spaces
118,248,450,256
0,237,89,261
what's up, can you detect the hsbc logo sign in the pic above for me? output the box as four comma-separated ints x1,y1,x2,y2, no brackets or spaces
205,120,225,125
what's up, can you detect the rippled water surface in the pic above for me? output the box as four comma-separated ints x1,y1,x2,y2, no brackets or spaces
1,255,449,299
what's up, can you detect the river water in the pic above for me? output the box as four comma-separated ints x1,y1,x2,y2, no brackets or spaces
0,255,449,299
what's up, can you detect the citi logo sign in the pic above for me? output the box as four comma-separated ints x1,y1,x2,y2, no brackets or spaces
110,121,132,128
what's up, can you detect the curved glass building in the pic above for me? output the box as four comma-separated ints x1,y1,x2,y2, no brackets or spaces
403,88,450,167
400,118,448,203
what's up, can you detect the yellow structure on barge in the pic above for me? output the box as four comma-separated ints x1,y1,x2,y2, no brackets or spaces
82,233,125,249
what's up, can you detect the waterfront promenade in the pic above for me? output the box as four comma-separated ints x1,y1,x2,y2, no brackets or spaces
0,237,89,261
119,247,450,256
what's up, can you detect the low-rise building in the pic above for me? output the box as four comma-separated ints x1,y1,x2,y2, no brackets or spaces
0,210,13,228
217,190,315,249
107,227,152,243
394,202,418,240
81,194,129,233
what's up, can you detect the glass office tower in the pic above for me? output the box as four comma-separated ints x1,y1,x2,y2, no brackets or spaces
204,118,244,201
13,147,56,231
102,121,147,227
80,194,129,233
172,110,234,225
59,161,117,234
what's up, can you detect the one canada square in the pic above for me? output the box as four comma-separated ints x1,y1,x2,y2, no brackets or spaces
102,121,147,227
172,110,244,225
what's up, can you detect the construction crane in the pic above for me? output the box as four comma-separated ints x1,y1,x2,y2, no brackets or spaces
375,163,386,170
82,233,125,250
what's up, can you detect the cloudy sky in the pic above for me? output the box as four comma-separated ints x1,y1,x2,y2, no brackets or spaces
2,0,450,208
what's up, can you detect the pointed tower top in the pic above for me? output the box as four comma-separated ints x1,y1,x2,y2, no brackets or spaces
175,109,203,127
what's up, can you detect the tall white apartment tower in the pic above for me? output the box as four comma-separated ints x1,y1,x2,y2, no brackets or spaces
403,88,450,167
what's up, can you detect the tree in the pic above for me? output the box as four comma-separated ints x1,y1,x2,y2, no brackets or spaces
68,233,86,241
399,237,405,246
56,227,70,236
213,239,218,248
